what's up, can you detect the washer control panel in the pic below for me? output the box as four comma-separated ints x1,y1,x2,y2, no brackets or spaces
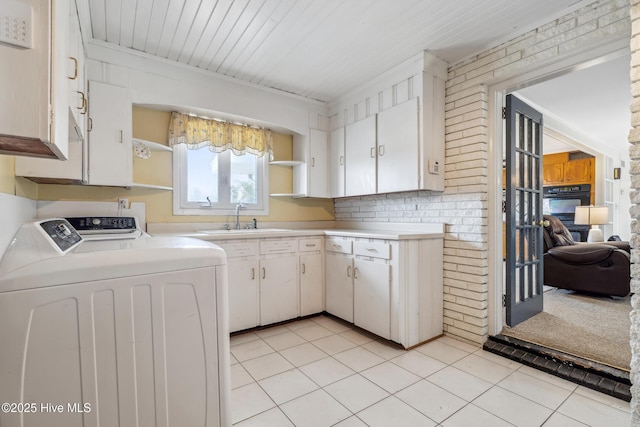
38,219,82,253
66,217,138,232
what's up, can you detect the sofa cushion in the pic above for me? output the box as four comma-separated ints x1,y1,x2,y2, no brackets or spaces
547,244,618,265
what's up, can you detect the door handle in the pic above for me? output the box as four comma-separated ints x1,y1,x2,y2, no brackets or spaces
353,267,359,279
302,263,306,274
311,157,315,167
347,265,352,278
262,267,266,279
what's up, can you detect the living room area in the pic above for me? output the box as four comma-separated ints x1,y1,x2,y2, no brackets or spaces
494,52,632,400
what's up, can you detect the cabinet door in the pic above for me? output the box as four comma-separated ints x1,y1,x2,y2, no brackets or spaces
260,256,298,325
330,127,345,197
354,259,391,339
377,99,419,193
325,252,354,322
542,162,564,185
88,81,131,186
68,1,86,141
227,258,259,332
564,158,593,184
345,116,377,196
308,129,328,197
300,253,324,316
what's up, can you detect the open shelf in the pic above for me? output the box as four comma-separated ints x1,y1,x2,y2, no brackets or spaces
270,193,306,197
269,160,304,167
130,183,174,191
132,138,173,152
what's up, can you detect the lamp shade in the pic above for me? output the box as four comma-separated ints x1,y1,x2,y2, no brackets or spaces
574,205,609,225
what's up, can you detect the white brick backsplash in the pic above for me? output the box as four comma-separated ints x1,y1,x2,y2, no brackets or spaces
335,0,633,363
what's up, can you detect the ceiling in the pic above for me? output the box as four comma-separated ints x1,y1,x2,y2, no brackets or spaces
516,52,631,155
79,0,630,155
80,0,594,103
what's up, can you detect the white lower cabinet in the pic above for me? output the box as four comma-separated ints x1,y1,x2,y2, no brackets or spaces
353,258,391,339
214,231,443,348
259,255,298,325
300,253,324,316
227,258,259,332
217,237,324,332
325,252,354,322
326,234,443,348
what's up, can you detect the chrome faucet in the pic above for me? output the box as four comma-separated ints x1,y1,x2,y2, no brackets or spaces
235,203,246,229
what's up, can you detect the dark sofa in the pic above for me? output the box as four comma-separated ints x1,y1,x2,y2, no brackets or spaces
542,215,630,297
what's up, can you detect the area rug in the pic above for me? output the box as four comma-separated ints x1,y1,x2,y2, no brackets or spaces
501,288,631,371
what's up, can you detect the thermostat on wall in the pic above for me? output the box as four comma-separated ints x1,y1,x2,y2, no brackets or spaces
428,159,440,175
0,0,33,49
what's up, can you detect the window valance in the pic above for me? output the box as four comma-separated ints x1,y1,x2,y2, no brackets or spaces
168,112,273,158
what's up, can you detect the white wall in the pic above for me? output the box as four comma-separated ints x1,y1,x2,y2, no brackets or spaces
0,194,37,258
85,42,327,136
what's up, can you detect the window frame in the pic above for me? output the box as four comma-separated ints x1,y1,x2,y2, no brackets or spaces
172,144,270,216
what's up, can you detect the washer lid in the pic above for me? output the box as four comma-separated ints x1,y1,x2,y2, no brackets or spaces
0,234,227,292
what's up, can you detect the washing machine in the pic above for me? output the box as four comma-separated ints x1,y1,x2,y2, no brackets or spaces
0,218,230,427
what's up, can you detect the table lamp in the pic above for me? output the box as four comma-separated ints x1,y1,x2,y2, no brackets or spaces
574,205,609,242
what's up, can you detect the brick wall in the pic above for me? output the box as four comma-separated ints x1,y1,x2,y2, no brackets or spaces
629,0,640,423
335,0,630,345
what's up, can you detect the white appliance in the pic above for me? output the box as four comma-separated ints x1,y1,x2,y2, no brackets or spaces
0,218,230,427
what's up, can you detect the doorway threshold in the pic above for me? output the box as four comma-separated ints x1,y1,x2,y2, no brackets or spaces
484,335,631,402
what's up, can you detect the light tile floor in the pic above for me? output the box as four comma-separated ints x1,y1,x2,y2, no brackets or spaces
230,315,630,427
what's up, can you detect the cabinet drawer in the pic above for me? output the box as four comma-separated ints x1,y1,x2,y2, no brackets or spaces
216,241,259,258
325,238,352,254
299,238,323,252
353,241,391,259
260,239,297,254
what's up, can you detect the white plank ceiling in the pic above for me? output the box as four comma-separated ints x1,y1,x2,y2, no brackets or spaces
79,0,594,103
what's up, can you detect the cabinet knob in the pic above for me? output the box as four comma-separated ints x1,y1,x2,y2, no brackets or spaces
302,263,306,274
370,147,376,158
339,155,344,166
262,267,266,279
378,145,385,156
251,268,255,280
347,265,352,277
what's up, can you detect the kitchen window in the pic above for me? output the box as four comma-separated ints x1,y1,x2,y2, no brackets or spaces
173,144,269,216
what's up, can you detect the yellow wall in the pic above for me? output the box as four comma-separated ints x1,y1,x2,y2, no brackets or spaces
0,155,15,194
35,107,334,224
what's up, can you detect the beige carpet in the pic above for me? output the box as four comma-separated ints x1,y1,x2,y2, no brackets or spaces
501,288,631,371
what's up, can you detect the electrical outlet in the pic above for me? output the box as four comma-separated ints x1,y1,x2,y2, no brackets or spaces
118,198,128,209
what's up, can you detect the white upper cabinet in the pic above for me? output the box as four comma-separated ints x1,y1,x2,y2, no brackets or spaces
0,0,71,159
330,52,447,196
67,0,86,142
329,127,345,198
87,81,131,186
377,98,420,193
14,0,86,183
345,115,377,197
293,128,329,198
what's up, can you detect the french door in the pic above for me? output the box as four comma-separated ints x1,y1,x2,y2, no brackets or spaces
505,94,544,326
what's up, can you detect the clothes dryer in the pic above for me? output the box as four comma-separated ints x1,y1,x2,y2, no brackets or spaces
0,218,230,427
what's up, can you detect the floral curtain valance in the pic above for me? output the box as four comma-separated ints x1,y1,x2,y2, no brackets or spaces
168,112,273,158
